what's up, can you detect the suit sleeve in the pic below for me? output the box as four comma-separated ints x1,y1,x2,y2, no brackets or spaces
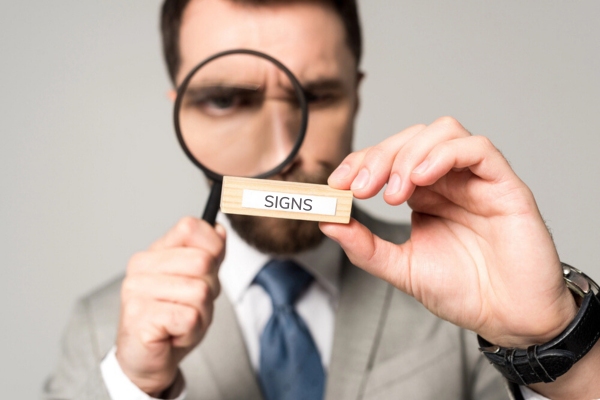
42,298,112,399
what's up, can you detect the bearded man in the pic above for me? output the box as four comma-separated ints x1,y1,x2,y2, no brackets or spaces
44,1,600,399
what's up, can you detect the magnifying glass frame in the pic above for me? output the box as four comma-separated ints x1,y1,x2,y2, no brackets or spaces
173,49,308,224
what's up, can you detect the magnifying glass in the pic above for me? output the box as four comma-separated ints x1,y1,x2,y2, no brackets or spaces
173,49,308,226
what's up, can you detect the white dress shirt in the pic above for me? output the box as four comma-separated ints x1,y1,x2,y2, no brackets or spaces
217,214,341,370
101,214,554,400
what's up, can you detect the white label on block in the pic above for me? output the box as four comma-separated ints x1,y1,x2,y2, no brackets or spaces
241,190,337,216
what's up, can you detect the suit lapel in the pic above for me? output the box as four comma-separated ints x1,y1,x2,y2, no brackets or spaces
325,257,394,400
183,292,264,400
325,209,411,400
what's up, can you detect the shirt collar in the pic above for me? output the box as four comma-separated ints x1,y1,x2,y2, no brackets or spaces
217,213,342,304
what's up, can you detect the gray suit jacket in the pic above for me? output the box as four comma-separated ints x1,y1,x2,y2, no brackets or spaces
44,210,517,400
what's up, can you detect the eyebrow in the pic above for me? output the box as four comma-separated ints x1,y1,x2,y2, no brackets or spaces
183,83,262,94
301,78,346,93
182,84,262,100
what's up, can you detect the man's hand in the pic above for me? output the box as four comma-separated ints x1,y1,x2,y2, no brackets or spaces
321,117,600,398
116,217,226,396
322,116,578,349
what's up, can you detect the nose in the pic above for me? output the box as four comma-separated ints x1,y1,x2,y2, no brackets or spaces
260,99,303,173
272,102,299,154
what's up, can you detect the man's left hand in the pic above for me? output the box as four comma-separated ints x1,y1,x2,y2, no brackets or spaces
321,116,577,349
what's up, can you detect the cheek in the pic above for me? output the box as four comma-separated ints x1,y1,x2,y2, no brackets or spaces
302,102,354,165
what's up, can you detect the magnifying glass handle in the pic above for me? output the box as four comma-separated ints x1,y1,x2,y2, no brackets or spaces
202,180,222,226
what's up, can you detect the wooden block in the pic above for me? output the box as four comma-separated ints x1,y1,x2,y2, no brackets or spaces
221,176,353,224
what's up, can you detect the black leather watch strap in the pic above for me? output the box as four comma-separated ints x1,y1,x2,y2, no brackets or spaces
478,265,600,385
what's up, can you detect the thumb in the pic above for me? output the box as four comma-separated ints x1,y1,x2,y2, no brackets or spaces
319,218,412,293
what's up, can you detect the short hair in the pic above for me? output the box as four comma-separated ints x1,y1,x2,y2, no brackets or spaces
160,0,362,84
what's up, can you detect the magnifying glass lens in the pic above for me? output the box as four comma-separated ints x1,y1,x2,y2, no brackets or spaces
178,53,303,177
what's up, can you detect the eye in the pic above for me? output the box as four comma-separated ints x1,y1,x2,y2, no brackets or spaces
304,90,336,106
205,94,240,111
184,86,263,117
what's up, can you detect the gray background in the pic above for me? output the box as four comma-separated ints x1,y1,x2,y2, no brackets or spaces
1,1,598,397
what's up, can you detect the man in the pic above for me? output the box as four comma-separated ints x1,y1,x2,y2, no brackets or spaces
44,0,600,399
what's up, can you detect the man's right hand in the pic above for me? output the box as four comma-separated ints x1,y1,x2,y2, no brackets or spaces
115,217,226,396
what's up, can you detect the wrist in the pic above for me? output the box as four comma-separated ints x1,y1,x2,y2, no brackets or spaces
115,348,179,396
529,339,600,400
155,369,186,400
498,287,578,349
478,263,600,388
101,346,187,400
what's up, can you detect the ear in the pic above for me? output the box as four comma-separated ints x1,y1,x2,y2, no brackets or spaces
353,70,365,115
356,70,365,86
167,89,177,102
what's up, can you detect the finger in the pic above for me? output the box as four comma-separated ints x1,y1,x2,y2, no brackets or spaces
407,136,535,216
122,273,218,313
319,218,413,296
383,117,471,205
407,186,479,229
328,148,368,189
128,247,222,281
328,124,426,196
348,124,426,198
410,135,515,187
214,223,226,240
149,217,226,258
138,301,207,348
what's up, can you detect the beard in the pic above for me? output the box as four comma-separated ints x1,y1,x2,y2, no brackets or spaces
226,163,334,255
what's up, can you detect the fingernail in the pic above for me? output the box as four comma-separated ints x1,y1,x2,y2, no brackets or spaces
351,168,370,190
412,160,430,174
330,163,351,181
385,173,402,195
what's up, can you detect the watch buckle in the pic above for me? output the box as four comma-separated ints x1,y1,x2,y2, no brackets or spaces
479,345,501,355
562,263,599,298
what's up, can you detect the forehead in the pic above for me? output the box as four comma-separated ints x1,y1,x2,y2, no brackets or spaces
177,0,355,84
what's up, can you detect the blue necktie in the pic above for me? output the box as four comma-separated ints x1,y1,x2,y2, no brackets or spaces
253,260,325,400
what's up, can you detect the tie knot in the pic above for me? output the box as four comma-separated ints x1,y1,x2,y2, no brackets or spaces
253,260,313,307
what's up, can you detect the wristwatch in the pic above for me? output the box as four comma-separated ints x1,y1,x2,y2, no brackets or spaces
477,263,600,385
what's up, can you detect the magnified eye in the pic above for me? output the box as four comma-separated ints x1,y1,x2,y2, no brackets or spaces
202,93,244,115
208,95,237,110
184,85,263,117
